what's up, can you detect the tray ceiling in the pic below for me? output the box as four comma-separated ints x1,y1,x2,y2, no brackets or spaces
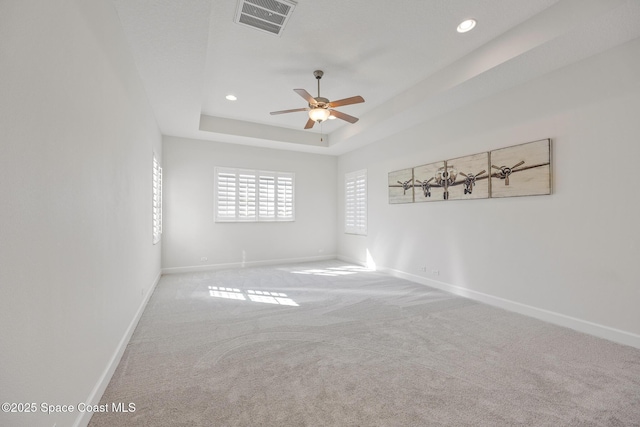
111,0,640,155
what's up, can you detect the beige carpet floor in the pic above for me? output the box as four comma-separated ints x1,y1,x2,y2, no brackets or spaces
89,260,640,426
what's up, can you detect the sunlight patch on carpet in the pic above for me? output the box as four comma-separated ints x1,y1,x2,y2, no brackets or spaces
209,286,299,306
285,264,374,277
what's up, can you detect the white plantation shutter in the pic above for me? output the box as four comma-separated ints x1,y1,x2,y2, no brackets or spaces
238,173,256,219
345,169,367,235
259,175,275,219
277,175,294,218
152,154,163,244
216,171,237,220
345,175,356,230
215,168,294,222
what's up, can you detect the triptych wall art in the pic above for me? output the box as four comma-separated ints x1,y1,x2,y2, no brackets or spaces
388,139,551,203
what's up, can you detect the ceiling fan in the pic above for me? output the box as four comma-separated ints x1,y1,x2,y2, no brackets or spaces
270,70,365,129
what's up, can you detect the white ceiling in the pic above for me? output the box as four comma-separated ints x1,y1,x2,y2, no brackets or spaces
111,0,640,155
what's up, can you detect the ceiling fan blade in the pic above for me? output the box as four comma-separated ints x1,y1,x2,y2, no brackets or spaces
294,89,315,105
329,96,364,108
270,107,309,115
330,109,359,124
304,118,315,129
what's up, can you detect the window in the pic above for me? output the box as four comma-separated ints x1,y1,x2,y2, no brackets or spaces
215,168,295,222
345,169,367,235
152,154,163,244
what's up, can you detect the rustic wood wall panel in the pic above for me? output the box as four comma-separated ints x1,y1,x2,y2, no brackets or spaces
414,161,445,202
388,168,414,204
446,152,490,201
490,139,551,198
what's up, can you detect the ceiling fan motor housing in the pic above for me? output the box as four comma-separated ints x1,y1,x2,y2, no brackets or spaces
311,97,330,108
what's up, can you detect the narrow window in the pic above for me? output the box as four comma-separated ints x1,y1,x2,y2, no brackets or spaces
152,154,163,244
345,169,367,235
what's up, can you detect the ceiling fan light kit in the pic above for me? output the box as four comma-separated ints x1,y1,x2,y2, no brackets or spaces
309,107,330,122
270,70,365,129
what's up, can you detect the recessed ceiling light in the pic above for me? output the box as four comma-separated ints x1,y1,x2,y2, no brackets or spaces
225,94,237,101
457,19,476,33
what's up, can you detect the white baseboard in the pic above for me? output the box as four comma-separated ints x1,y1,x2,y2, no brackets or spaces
74,270,162,427
375,265,640,350
162,254,338,275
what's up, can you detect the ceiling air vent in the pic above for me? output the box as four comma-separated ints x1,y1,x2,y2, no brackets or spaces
234,0,297,36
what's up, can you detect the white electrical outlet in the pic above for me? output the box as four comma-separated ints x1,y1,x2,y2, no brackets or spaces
432,270,440,276
201,257,208,262
419,266,427,272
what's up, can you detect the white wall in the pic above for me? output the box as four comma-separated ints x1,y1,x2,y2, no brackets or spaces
338,38,640,347
0,1,162,426
162,136,337,272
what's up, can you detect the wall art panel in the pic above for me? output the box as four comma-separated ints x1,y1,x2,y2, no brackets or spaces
414,161,446,202
388,168,414,203
445,152,490,201
490,139,551,198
